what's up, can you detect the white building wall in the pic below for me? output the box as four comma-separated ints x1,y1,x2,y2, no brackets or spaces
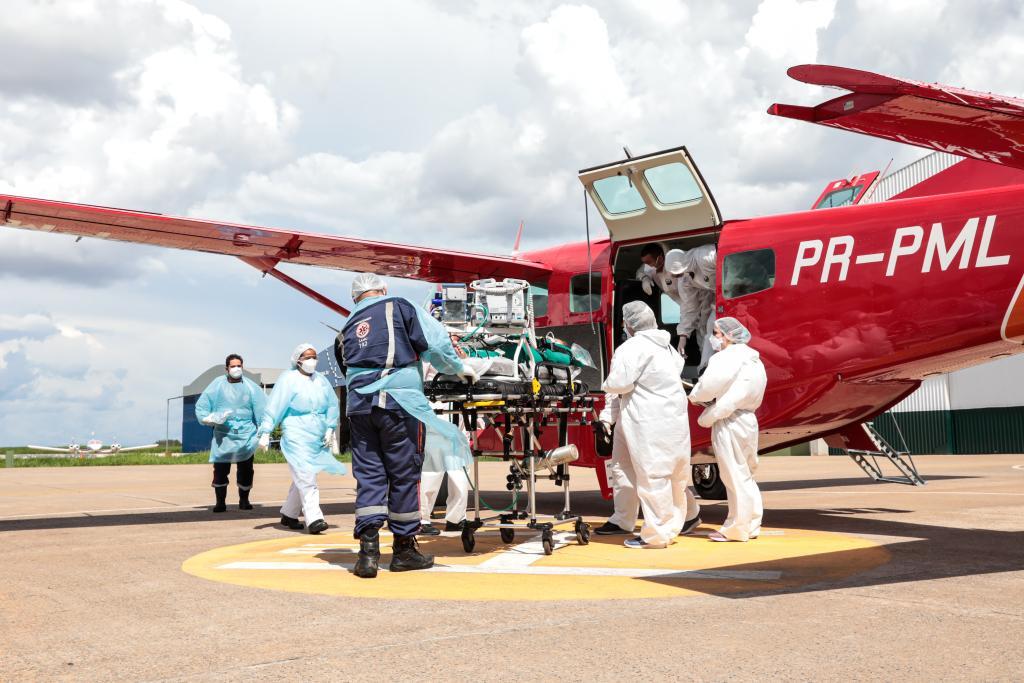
947,355,1024,410
890,374,950,413
889,355,1024,413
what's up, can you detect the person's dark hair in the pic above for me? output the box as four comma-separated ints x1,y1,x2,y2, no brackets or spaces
640,243,664,259
225,354,243,367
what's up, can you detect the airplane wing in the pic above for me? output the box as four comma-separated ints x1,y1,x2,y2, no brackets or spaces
0,195,552,316
26,445,72,453
769,64,1024,170
115,444,160,452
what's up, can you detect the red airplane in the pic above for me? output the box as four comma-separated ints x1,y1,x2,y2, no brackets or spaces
5,64,1024,500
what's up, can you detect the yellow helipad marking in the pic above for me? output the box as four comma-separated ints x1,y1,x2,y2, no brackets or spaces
182,521,891,601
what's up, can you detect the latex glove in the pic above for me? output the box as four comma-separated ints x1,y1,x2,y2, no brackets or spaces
200,415,216,426
257,433,270,453
640,275,654,296
676,337,688,357
457,364,479,384
599,420,612,437
323,428,338,455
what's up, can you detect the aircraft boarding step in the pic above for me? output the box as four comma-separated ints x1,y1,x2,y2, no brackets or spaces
843,422,925,486
825,422,925,486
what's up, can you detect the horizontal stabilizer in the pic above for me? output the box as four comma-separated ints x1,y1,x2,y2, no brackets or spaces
770,64,1024,170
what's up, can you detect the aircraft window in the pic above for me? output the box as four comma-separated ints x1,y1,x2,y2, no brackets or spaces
569,272,602,313
643,162,703,205
530,282,549,317
723,248,775,299
593,175,646,214
660,293,680,324
815,185,861,209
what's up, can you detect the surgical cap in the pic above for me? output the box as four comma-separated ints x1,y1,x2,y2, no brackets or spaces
351,273,387,300
622,301,657,332
664,248,690,276
290,342,316,368
715,317,752,344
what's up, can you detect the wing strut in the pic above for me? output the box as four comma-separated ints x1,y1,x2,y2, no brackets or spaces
237,256,351,317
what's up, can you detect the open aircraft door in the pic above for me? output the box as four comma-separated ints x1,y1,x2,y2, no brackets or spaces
578,145,722,242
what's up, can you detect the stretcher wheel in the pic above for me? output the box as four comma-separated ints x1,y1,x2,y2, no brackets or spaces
575,520,590,546
541,530,554,555
500,528,515,543
461,526,476,553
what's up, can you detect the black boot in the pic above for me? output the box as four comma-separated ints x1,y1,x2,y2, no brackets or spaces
212,486,227,513
389,534,434,572
238,488,253,510
280,514,304,529
354,529,381,579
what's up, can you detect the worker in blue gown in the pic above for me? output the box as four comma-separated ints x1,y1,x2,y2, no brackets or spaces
195,353,267,513
335,273,478,579
256,344,345,535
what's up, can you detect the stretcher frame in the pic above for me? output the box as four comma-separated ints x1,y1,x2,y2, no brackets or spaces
429,378,597,555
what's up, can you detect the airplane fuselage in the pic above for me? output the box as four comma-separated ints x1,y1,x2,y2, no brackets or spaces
516,182,1024,472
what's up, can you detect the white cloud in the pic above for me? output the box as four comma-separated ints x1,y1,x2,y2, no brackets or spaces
3,0,1023,445
744,0,836,64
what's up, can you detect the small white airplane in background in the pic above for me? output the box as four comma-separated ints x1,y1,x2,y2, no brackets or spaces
27,436,159,458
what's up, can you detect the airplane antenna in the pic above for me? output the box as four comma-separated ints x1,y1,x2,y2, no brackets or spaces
583,190,596,334
511,220,525,256
622,146,633,159
320,321,341,334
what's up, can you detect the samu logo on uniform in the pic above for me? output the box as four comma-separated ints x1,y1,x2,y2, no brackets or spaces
356,321,371,339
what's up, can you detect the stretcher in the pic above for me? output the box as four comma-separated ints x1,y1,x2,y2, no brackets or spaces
425,278,599,554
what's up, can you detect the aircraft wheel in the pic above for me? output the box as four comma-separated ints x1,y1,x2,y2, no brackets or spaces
693,463,727,500
500,527,515,543
541,529,554,555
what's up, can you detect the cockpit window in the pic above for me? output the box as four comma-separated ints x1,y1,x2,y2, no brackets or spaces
815,185,861,209
643,162,703,205
592,175,646,215
723,249,775,299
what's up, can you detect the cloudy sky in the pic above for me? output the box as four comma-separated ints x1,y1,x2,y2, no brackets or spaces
1,0,1022,446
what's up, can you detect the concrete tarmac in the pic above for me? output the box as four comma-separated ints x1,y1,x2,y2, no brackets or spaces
1,455,1022,681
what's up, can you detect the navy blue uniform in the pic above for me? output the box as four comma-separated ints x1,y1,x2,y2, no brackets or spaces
336,296,440,537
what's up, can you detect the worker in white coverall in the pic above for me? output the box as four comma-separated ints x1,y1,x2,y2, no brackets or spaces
418,359,470,535
594,301,701,548
637,243,687,356
665,244,717,370
688,317,767,542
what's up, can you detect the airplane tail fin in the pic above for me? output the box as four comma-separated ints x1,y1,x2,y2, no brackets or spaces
511,220,524,256
770,64,1024,171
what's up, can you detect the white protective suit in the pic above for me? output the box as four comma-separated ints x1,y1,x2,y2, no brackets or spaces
419,400,470,526
419,363,470,526
688,338,767,541
666,245,717,368
638,263,683,328
599,326,698,546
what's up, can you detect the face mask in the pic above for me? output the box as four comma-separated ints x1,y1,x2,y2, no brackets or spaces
710,336,724,352
299,358,317,374
227,367,243,380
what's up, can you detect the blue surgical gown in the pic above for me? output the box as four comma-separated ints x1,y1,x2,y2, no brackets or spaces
259,369,345,475
195,375,267,464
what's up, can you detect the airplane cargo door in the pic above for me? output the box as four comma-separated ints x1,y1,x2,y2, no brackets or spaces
578,146,722,242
